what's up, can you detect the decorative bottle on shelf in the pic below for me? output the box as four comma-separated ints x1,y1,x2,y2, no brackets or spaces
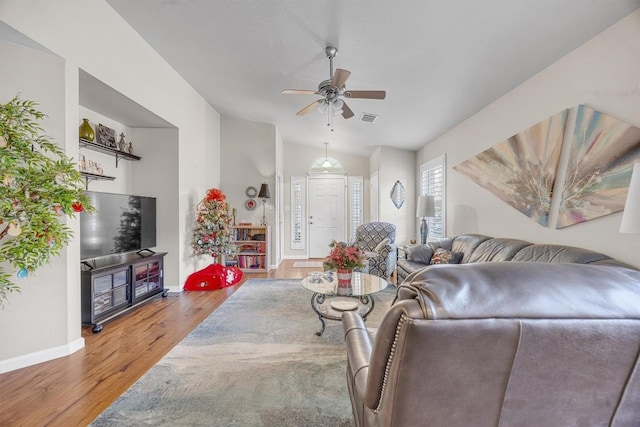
128,141,134,154
118,133,127,151
79,118,95,141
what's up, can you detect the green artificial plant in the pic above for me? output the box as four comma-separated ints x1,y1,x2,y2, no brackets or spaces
0,95,94,306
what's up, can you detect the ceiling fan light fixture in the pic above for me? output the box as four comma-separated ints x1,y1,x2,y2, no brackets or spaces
282,46,386,127
317,100,328,114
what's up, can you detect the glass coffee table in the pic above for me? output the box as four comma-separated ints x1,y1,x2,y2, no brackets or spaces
301,271,389,336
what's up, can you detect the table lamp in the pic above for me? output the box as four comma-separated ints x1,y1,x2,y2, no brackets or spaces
258,183,271,226
416,195,435,245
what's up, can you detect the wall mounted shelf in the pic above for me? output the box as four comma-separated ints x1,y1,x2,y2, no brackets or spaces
80,171,115,189
79,138,141,167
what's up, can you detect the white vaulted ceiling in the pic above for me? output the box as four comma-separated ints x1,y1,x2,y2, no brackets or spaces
107,0,639,156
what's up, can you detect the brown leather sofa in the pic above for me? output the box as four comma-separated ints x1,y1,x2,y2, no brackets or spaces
343,261,640,427
396,234,633,283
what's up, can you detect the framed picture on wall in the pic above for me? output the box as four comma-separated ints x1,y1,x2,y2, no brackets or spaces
98,124,116,148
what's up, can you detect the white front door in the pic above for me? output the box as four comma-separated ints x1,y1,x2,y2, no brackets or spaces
308,176,346,258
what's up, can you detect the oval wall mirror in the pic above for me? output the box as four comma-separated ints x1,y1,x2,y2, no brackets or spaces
390,180,405,209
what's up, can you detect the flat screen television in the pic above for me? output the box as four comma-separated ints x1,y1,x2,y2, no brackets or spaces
80,191,157,260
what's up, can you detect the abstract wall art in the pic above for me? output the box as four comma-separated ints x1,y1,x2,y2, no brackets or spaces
454,105,640,229
557,105,640,228
453,109,568,226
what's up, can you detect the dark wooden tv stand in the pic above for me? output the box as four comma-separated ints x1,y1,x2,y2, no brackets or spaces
81,251,167,333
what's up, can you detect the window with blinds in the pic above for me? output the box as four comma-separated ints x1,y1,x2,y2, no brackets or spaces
419,155,446,239
348,176,364,240
290,177,305,250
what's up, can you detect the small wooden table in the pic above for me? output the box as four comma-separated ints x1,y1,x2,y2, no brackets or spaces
301,271,389,336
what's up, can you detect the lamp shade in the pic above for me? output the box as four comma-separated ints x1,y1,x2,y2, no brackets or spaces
620,163,640,233
258,183,271,199
416,195,435,218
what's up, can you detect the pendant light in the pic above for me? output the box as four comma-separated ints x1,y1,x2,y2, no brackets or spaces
322,142,331,169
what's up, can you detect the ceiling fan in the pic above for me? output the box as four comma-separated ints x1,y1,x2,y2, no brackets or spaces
282,46,386,128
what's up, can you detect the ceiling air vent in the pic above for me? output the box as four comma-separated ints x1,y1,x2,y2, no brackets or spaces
360,113,378,123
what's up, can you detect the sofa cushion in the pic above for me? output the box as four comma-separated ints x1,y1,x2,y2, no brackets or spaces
467,238,533,263
512,244,611,264
430,248,464,265
406,245,435,264
451,234,492,263
397,259,430,279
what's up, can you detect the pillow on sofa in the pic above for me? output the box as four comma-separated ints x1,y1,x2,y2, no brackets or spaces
373,238,390,253
406,245,435,264
430,248,463,265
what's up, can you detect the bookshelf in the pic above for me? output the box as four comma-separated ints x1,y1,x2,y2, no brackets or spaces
228,225,270,272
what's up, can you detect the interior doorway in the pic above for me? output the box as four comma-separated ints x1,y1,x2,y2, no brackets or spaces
308,176,347,258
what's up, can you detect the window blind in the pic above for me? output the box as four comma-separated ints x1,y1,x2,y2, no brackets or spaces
419,155,446,239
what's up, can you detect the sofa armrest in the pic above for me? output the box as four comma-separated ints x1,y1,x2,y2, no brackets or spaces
344,299,427,415
343,311,372,399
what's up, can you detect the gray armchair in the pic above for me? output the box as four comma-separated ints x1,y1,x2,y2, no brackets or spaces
355,222,397,279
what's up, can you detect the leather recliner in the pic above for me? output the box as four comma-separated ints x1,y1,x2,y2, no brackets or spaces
343,261,640,427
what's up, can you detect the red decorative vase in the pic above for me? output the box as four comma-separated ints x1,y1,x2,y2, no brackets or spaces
337,268,353,296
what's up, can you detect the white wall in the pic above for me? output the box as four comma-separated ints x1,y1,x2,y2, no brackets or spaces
0,0,220,372
132,127,180,287
376,146,416,245
417,10,640,268
369,148,381,222
0,40,83,368
220,116,276,267
220,116,276,226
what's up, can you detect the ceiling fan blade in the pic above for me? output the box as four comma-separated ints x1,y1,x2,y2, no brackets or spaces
282,89,318,95
331,68,351,89
344,90,386,100
296,100,322,116
341,101,354,119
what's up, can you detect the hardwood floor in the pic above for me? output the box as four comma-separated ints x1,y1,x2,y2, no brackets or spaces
0,260,324,427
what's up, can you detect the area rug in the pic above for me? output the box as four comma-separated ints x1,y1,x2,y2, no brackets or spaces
90,279,397,427
292,261,324,268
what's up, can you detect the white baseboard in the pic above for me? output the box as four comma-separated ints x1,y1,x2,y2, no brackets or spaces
165,284,182,293
282,255,310,260
0,337,85,374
